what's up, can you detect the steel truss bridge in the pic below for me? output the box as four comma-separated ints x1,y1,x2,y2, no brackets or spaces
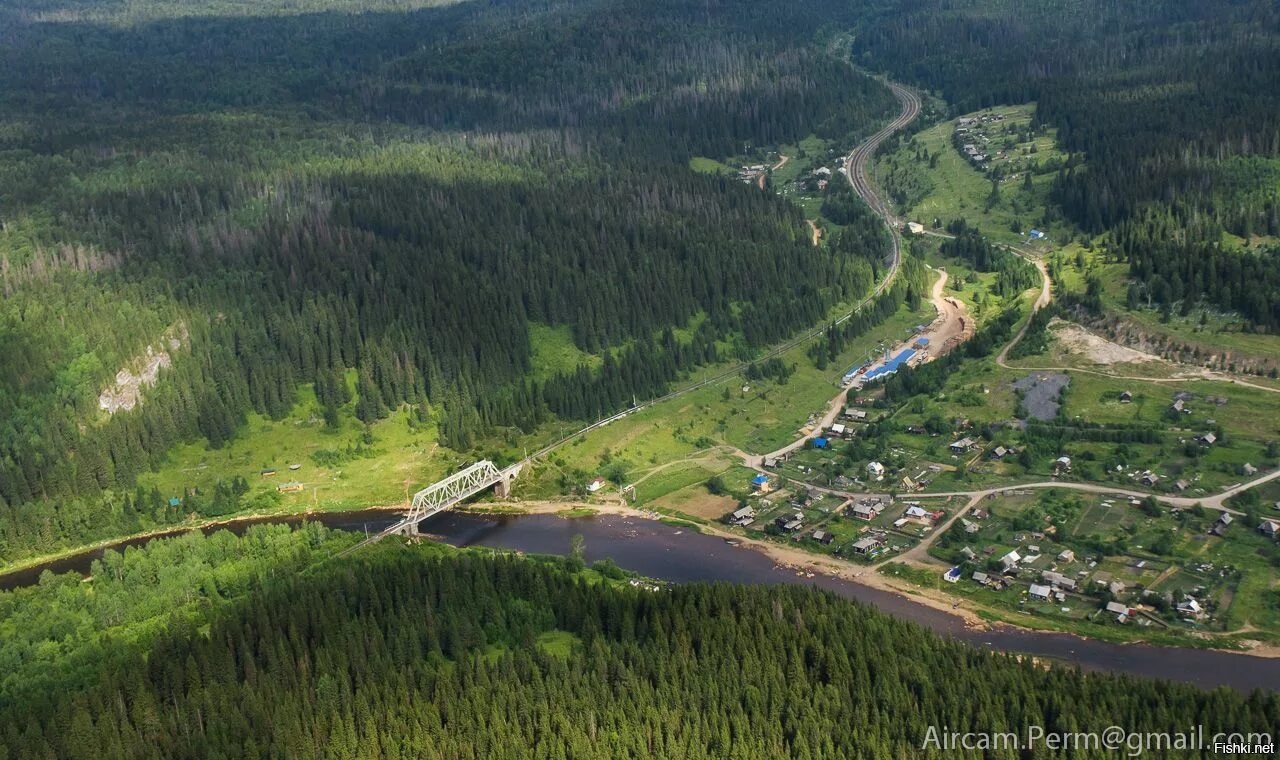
337,460,520,555
407,460,505,525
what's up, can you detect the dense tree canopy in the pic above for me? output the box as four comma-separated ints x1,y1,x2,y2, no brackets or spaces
857,0,1280,328
1,533,1274,758
0,0,901,559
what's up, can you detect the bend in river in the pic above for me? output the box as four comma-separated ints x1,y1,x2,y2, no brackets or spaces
3,510,1278,693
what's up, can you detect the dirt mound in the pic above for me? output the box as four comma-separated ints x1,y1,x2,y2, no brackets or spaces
1050,320,1159,365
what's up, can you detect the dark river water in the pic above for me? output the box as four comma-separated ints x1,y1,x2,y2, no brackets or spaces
4,510,1279,692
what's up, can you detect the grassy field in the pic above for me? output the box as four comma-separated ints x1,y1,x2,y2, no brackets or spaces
136,378,463,514
814,343,1280,496
876,103,1072,248
519,295,936,500
529,323,598,381
688,156,735,176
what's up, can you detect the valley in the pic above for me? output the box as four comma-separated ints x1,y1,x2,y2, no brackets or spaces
2,1,1280,753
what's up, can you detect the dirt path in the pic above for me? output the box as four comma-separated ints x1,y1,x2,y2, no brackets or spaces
922,267,971,352
806,218,821,246
627,447,737,487
754,268,967,464
772,154,789,172
519,84,923,467
887,494,981,566
995,255,1052,365
984,242,1280,397
460,498,1280,656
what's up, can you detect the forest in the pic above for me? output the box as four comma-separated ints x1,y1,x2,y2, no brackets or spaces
3,0,1279,574
939,221,1039,299
856,0,1280,329
0,0,901,560
1,527,1275,758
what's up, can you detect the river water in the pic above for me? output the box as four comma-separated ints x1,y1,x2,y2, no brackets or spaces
3,510,1279,692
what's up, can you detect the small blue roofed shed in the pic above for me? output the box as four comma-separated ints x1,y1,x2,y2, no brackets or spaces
751,473,770,488
812,437,829,449
168,497,182,508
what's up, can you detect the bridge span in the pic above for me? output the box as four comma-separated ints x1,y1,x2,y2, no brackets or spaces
336,460,522,555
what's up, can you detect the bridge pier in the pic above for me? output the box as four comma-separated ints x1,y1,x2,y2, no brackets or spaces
494,463,523,498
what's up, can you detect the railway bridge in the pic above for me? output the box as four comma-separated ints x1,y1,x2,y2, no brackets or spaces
338,460,522,554
397,459,522,535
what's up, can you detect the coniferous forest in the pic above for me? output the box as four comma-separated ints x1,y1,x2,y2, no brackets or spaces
856,0,1280,327
5,0,1279,561
4,0,1280,753
0,0,900,558
1,528,1276,758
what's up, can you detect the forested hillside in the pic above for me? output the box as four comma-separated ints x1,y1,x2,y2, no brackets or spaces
856,0,1280,327
0,0,901,560
2,534,1275,757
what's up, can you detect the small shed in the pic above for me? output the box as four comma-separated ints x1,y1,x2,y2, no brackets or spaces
851,536,881,554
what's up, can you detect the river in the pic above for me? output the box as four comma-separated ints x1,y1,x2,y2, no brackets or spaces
3,510,1279,692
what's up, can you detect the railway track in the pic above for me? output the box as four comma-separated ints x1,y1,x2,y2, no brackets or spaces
526,79,923,463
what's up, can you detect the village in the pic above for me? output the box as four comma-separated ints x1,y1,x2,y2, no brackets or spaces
678,371,1280,640
704,450,1280,635
929,489,1280,634
722,469,948,566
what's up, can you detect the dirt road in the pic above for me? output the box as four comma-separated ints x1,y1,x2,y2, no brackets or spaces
922,268,971,351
